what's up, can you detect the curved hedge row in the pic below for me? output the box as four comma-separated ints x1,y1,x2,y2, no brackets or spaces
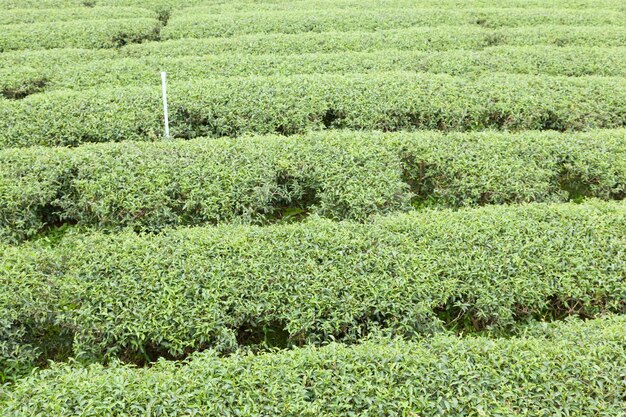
0,26,626,76
0,48,116,70
123,25,626,56
1,129,625,243
0,6,155,24
0,0,209,10
3,316,626,416
162,8,626,39
0,18,160,52
2,46,625,96
1,200,625,378
1,72,625,148
2,25,622,72
182,0,626,13
1,0,624,10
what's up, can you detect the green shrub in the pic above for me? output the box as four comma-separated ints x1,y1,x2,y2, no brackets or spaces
0,48,116,70
1,26,621,72
1,129,625,242
178,0,626,13
0,0,212,10
3,315,626,416
1,72,625,148
1,200,625,373
2,46,625,96
0,244,68,384
1,0,624,10
0,6,155,24
123,25,626,56
163,8,626,39
0,18,160,52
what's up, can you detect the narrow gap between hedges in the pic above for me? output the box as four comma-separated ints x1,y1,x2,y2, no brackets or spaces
153,7,172,42
0,78,48,100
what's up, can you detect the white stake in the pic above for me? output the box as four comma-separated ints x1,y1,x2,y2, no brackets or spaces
161,71,170,139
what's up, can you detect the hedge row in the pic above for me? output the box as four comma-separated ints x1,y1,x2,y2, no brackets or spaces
176,0,626,13
1,200,625,380
122,25,626,55
1,0,624,11
0,18,160,52
1,129,625,243
162,9,626,39
2,25,622,72
2,46,625,97
0,0,209,10
0,48,116,70
3,316,626,416
2,72,625,148
0,6,155,25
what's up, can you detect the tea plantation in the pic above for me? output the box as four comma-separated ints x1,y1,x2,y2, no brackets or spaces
1,0,625,415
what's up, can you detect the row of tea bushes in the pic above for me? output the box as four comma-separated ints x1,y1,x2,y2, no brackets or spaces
1,129,625,242
0,18,160,52
1,72,625,148
2,46,625,97
121,25,626,55
3,25,623,72
3,315,625,415
0,6,155,24
1,0,625,10
0,0,205,10
175,0,626,13
162,8,626,39
2,200,625,379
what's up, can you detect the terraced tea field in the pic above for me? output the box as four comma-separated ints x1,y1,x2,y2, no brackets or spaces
0,0,625,415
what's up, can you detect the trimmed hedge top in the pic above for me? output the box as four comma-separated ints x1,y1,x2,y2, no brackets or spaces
0,18,160,52
0,0,624,10
1,129,625,242
2,46,625,98
0,6,156,25
122,25,626,56
1,72,625,148
2,200,625,379
3,315,626,416
162,8,626,39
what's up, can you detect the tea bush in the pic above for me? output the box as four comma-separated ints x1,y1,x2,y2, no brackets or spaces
122,25,626,56
163,8,626,39
3,315,626,416
1,72,625,148
1,129,625,242
0,6,155,24
3,25,622,73
0,0,624,10
1,200,625,375
0,18,160,52
180,0,626,13
2,46,625,96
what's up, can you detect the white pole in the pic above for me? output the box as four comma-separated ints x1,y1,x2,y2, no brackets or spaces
161,71,170,139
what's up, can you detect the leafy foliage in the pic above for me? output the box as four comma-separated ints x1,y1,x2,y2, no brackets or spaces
1,129,626,242
1,0,625,10
0,6,155,24
165,0,626,13
1,200,625,378
162,8,626,39
0,18,160,52
122,25,626,56
2,46,625,96
1,72,625,148
3,316,626,416
1,0,625,411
